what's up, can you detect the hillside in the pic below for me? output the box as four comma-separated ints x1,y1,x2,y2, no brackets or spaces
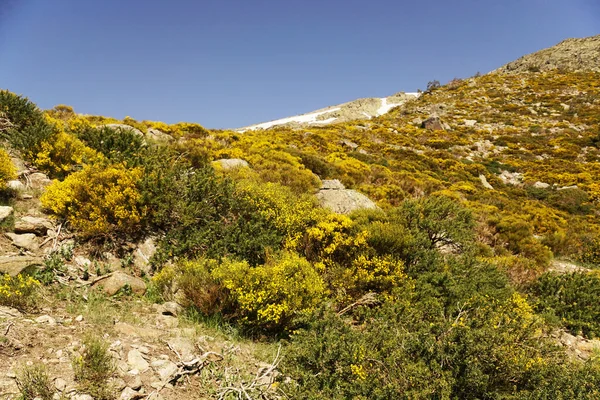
1,35,600,399
237,92,419,131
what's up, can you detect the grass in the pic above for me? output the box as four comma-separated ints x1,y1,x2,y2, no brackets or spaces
72,334,115,400
16,363,54,400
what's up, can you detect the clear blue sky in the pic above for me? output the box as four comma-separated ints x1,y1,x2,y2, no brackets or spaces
1,0,598,129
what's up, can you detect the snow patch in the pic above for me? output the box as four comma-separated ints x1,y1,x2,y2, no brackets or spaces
239,107,341,132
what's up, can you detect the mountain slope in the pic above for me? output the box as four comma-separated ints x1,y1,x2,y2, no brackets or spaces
237,92,419,131
496,34,600,74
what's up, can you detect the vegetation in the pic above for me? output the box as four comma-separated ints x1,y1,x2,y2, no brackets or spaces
3,66,600,397
0,274,40,310
72,335,115,400
16,363,55,400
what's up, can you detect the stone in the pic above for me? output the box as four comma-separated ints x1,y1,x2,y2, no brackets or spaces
159,302,182,317
35,315,56,325
110,377,127,392
464,119,477,127
5,232,39,251
320,179,345,190
120,387,143,400
74,256,92,269
214,158,250,170
0,206,13,222
479,174,494,190
127,375,143,390
75,315,84,322
146,128,173,143
92,272,147,296
54,378,67,392
10,157,27,176
0,255,43,276
156,314,179,328
127,349,149,372
533,181,550,189
166,337,195,361
14,216,54,235
27,172,52,190
340,139,359,149
558,184,578,191
133,238,156,274
421,116,448,131
0,306,22,319
151,359,178,382
100,124,144,137
316,188,378,215
6,180,25,191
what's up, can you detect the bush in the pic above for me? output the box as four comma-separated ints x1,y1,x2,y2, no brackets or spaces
0,147,16,185
74,124,146,165
41,162,144,238
16,363,54,400
213,252,326,332
0,90,55,157
530,272,600,338
72,335,115,400
0,274,40,310
34,130,100,178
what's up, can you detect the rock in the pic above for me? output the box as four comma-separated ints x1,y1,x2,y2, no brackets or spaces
5,232,39,251
120,387,143,400
72,395,94,400
533,181,550,189
100,124,144,137
159,302,182,317
110,377,127,392
35,315,56,326
320,179,346,190
27,172,52,190
92,272,147,296
214,158,250,170
0,255,43,276
0,206,13,223
74,256,92,269
156,314,179,328
14,216,54,235
340,139,359,149
6,180,25,191
54,378,67,392
166,337,195,361
75,315,84,322
479,174,494,190
127,349,149,372
498,170,523,186
10,157,27,177
103,252,122,270
421,116,448,131
133,238,156,274
558,185,578,191
0,306,22,318
316,181,378,215
146,128,173,143
127,375,143,390
151,359,178,382
464,119,477,127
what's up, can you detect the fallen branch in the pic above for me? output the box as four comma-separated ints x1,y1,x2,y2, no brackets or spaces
3,322,14,336
337,292,380,316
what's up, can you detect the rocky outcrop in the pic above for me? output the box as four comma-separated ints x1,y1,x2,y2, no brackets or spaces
496,35,600,74
133,237,157,274
146,128,173,143
100,124,144,137
421,116,449,131
5,232,39,251
26,172,52,190
316,180,378,214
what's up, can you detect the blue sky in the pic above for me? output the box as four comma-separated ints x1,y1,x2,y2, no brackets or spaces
0,0,598,129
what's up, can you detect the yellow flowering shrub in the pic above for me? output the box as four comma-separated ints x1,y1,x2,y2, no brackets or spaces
338,255,407,300
0,274,40,310
0,147,17,185
41,163,144,237
34,131,100,177
213,252,326,331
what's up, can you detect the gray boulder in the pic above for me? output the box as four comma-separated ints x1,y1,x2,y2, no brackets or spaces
146,128,173,143
421,116,449,131
0,255,43,276
133,237,157,274
316,181,378,214
27,172,52,190
100,124,144,137
92,272,147,296
5,232,39,251
0,206,13,223
6,180,25,191
214,158,250,170
14,216,54,235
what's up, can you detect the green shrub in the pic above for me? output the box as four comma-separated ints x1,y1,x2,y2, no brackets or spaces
530,272,600,338
0,274,40,310
72,335,115,400
74,124,146,165
0,90,55,156
547,188,592,215
16,363,54,400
